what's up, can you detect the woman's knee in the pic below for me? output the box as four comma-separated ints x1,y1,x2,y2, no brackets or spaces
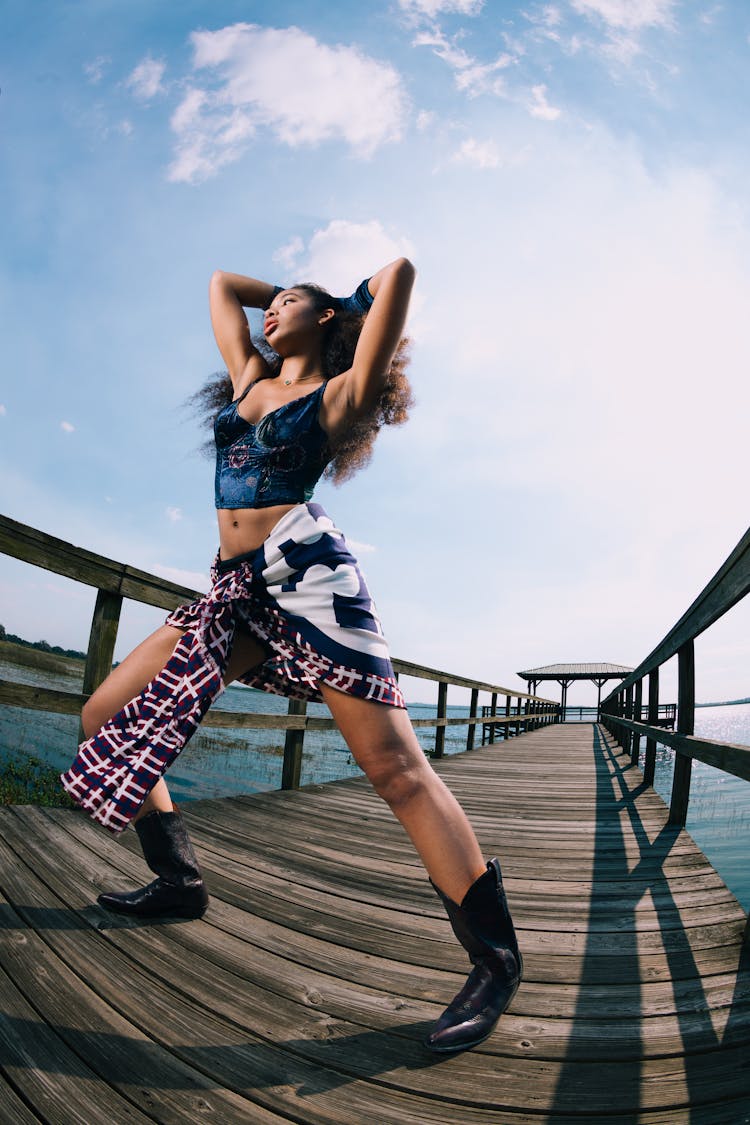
364,747,431,811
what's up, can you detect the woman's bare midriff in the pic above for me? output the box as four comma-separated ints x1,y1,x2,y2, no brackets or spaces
217,504,299,560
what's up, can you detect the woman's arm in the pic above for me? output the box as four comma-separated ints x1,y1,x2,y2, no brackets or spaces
208,270,278,391
328,258,416,424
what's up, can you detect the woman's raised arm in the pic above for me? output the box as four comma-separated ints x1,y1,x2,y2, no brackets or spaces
335,258,416,417
208,271,278,391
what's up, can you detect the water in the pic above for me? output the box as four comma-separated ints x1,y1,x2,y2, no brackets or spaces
1,657,747,909
648,705,750,911
0,657,472,798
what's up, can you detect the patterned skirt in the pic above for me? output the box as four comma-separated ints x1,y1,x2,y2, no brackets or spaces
61,503,404,832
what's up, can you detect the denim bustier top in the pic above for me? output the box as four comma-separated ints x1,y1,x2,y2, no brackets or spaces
214,382,330,509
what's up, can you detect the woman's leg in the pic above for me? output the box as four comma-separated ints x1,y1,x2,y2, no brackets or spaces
319,686,522,1053
318,687,485,904
82,625,268,818
81,623,186,816
90,626,268,917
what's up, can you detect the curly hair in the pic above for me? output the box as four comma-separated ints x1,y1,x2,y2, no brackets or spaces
189,282,413,484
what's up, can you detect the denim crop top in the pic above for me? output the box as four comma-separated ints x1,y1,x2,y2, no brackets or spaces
214,381,331,509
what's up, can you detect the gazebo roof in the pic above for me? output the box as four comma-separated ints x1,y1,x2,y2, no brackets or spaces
517,663,633,681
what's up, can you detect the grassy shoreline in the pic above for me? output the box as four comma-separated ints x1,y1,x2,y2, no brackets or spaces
0,753,75,807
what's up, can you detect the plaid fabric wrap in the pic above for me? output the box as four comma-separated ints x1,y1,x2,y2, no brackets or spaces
61,503,404,832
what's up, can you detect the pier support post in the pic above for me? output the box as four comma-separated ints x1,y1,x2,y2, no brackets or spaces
631,679,642,766
488,692,497,744
434,681,448,758
82,589,123,699
281,699,307,789
466,687,479,752
644,670,659,786
669,640,695,826
624,686,633,759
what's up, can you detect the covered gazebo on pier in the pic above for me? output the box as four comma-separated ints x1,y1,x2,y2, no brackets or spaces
517,662,634,720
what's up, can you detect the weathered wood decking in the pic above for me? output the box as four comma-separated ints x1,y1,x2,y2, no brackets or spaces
0,724,748,1123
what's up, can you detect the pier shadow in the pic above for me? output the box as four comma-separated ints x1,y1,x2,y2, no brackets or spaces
550,724,750,1121
0,1013,442,1102
0,903,207,931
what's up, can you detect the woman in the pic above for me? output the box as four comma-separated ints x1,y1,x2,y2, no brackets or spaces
61,257,522,1053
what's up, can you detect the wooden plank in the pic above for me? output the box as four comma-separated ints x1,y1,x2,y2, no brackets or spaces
0,724,747,1121
0,678,86,714
0,512,199,610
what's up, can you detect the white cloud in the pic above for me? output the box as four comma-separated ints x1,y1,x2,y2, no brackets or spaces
416,110,437,130
83,56,110,84
528,83,562,120
273,236,305,276
413,29,513,96
399,0,484,16
347,538,377,554
168,24,407,183
273,219,416,293
165,506,182,522
152,563,209,592
698,5,723,26
452,137,501,168
125,56,167,101
60,421,75,433
570,0,675,31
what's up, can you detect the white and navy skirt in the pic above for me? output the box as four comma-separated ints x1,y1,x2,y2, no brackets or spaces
61,503,404,832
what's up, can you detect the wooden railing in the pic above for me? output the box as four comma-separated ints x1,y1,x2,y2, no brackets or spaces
0,515,558,789
555,703,676,725
480,698,560,742
600,524,750,938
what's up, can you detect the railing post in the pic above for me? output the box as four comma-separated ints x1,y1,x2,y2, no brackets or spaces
623,686,633,758
504,694,511,738
630,679,642,766
515,697,522,737
82,589,123,698
434,681,448,758
281,699,307,789
466,687,479,752
644,669,659,786
489,692,497,744
669,640,695,826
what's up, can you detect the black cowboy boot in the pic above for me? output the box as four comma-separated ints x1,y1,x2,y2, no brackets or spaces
425,858,523,1053
97,810,209,919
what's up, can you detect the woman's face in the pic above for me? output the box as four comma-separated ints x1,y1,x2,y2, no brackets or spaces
263,289,333,354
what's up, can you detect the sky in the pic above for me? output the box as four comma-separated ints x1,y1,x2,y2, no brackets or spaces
1,0,749,707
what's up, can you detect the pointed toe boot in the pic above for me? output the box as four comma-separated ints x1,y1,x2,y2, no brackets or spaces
425,858,523,1054
97,809,209,919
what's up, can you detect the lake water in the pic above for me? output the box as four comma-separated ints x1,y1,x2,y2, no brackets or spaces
1,657,748,910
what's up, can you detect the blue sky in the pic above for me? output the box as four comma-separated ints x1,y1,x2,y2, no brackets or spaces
1,0,749,705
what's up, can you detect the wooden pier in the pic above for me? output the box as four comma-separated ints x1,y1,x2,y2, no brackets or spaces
1,722,748,1124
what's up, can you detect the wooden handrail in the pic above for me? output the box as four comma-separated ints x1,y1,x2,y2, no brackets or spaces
600,522,750,942
0,514,559,787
